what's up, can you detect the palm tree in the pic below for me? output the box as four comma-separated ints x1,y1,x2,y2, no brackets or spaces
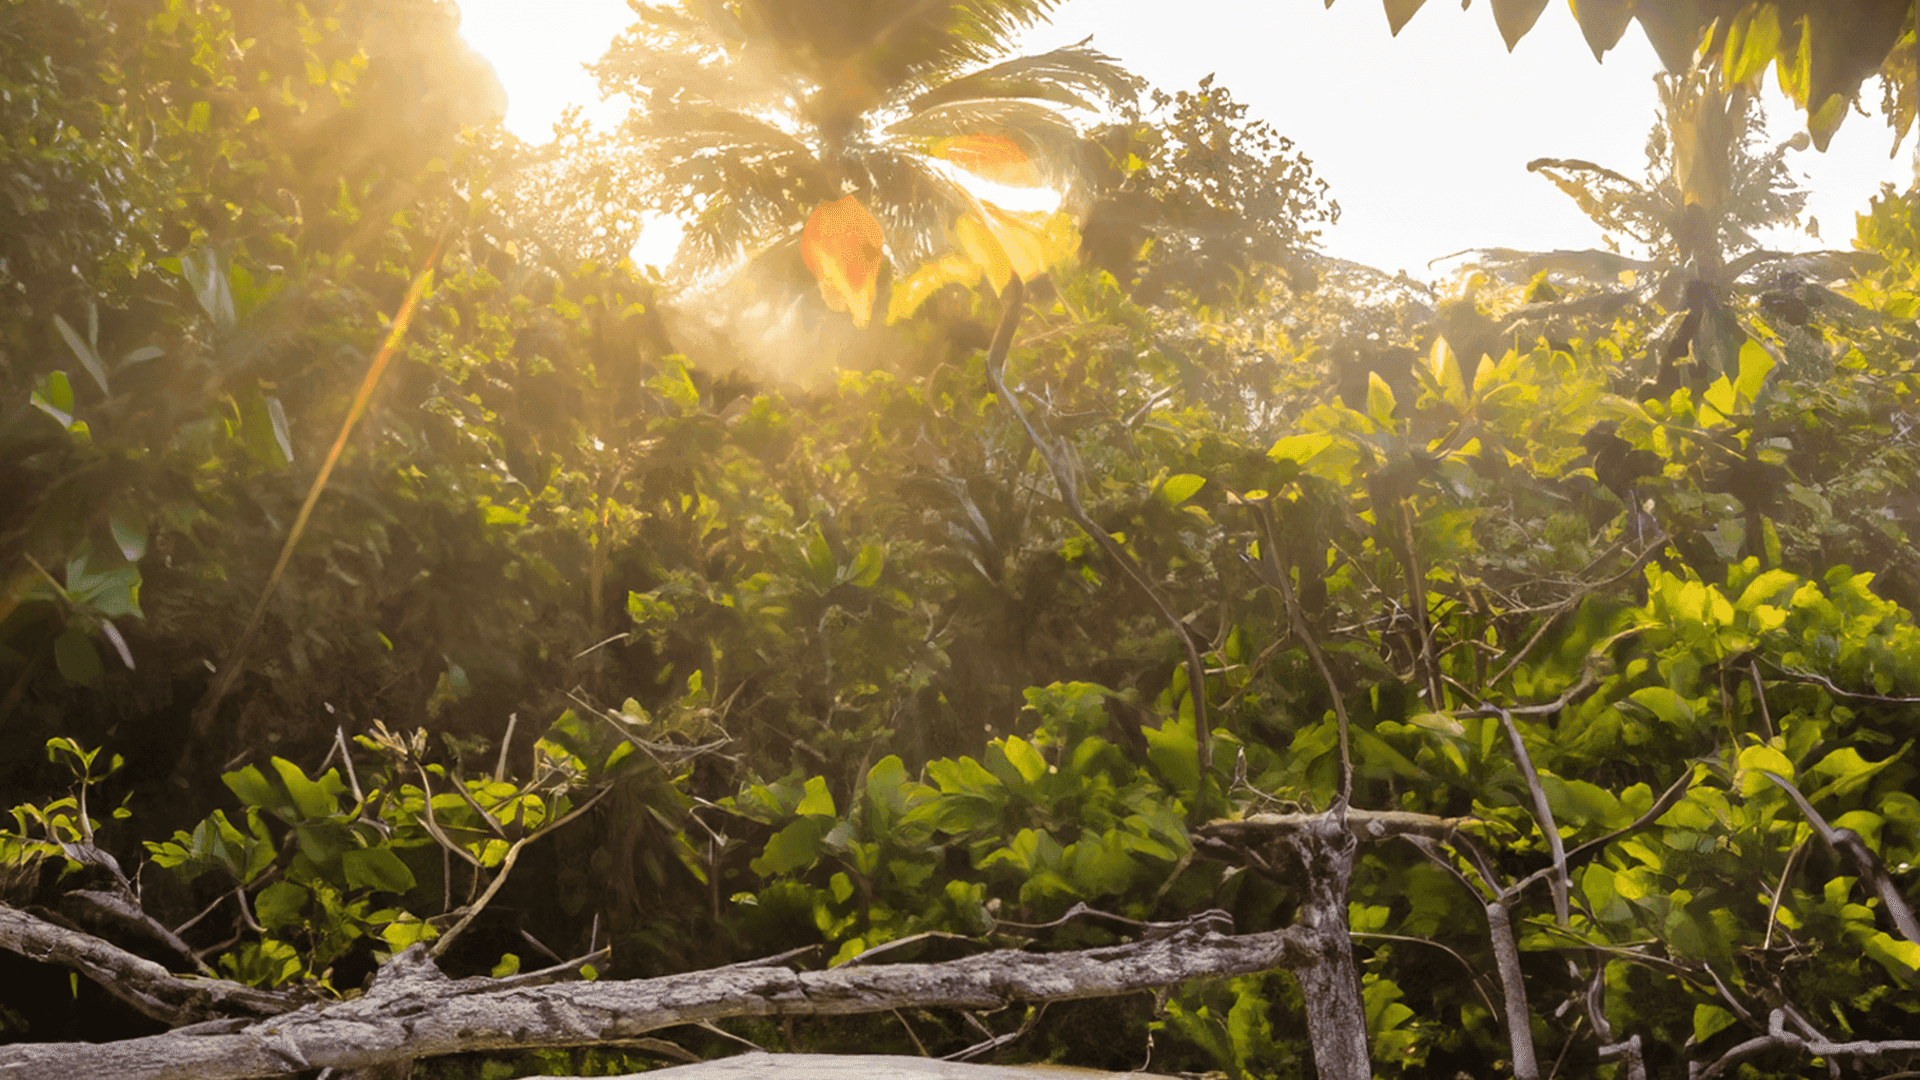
1460,68,1870,384
593,0,1141,327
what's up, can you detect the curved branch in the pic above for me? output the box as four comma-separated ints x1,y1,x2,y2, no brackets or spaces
0,904,290,1028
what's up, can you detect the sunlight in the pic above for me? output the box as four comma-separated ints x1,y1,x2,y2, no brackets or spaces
926,158,1064,216
455,0,1913,281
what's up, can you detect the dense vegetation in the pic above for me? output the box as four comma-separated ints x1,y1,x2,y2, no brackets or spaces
2,1,1917,1076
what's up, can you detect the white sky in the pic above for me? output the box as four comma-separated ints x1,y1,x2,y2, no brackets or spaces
455,0,1915,280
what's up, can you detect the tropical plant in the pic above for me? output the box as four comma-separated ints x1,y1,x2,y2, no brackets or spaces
1078,73,1341,306
7,2,1920,1078
592,0,1140,326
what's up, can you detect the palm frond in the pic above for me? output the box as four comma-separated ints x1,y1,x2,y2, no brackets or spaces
1455,247,1657,285
1525,157,1664,247
906,41,1142,115
594,7,799,114
631,104,819,161
935,0,1069,66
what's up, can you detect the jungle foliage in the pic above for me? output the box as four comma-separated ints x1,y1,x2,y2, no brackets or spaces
1,0,1918,1077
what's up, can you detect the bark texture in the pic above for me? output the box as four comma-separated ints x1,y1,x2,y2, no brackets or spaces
0,917,1317,1080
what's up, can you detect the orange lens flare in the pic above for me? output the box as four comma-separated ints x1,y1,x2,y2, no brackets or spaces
801,196,886,329
934,134,1042,188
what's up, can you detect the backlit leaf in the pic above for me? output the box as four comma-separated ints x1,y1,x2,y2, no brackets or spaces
1383,0,1428,36
1491,0,1549,51
1158,474,1207,506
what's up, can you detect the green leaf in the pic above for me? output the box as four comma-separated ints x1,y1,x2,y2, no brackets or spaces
1722,5,1781,85
1733,339,1775,407
341,847,417,893
271,758,342,821
1405,711,1466,737
1736,568,1799,611
110,516,147,563
863,755,912,829
180,250,236,331
1158,473,1207,506
1693,1003,1737,1043
53,628,103,687
1808,745,1906,803
1267,432,1333,466
999,736,1049,786
53,314,109,395
795,775,836,817
1702,375,1737,420
1366,371,1397,428
255,881,309,930
647,357,700,414
31,371,75,427
1862,931,1920,982
1144,716,1199,795
1625,687,1694,728
223,764,280,812
752,818,826,876
846,543,884,587
803,527,836,586
240,388,292,468
1735,745,1796,797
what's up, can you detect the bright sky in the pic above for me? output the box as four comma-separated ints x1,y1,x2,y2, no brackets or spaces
455,0,1915,280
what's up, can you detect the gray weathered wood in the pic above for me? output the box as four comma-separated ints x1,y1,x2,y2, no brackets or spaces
0,921,1316,1080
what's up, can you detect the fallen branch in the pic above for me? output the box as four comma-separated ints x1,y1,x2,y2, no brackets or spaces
0,916,1318,1080
0,905,291,1028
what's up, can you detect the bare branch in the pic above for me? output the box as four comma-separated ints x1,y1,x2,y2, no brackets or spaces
1696,1009,1920,1080
0,926,1320,1080
0,904,291,1028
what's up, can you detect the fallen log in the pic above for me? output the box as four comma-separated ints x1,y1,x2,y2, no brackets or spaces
0,913,1317,1080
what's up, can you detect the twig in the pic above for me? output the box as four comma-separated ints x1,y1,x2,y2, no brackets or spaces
1695,1010,1920,1080
1248,502,1354,800
1484,539,1662,691
1508,767,1692,900
945,1003,1045,1061
1757,657,1920,703
1478,707,1570,928
427,784,613,960
1747,662,1775,740
1349,931,1499,1018
1762,843,1803,952
983,276,1214,819
494,712,519,783
893,1008,931,1057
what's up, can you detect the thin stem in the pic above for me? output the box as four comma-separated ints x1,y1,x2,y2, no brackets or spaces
1251,501,1353,802
982,277,1214,819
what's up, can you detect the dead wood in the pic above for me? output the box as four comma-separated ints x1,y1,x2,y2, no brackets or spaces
0,911,1318,1080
